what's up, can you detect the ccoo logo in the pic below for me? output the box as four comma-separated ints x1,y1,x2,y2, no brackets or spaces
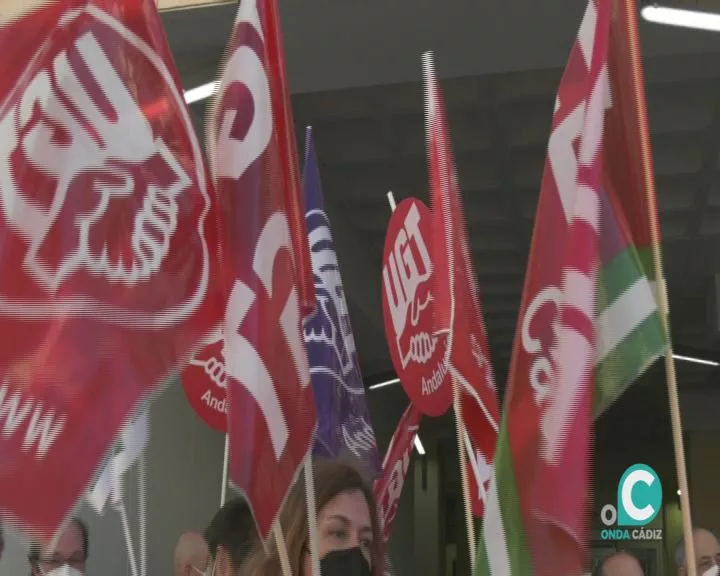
601,464,663,528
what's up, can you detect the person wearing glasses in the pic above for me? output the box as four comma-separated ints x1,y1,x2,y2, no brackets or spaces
676,528,720,576
28,517,88,576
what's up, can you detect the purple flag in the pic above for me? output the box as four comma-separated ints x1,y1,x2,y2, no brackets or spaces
303,126,381,478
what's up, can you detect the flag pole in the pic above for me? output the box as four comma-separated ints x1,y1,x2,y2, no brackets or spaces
139,453,147,576
220,434,230,506
622,1,696,574
422,49,480,571
451,374,476,571
304,454,322,576
115,501,140,576
273,522,294,576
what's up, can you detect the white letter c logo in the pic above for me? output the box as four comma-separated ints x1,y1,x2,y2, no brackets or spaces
621,469,656,522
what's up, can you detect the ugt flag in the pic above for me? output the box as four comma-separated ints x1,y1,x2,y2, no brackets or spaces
303,127,381,479
0,0,221,537
206,0,318,541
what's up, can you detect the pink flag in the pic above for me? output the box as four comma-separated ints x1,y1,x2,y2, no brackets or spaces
374,404,422,542
206,0,318,540
0,0,221,537
423,53,501,518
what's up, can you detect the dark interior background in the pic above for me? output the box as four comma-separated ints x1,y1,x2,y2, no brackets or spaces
167,0,720,567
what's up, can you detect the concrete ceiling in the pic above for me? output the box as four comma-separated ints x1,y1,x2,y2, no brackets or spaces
165,0,720,94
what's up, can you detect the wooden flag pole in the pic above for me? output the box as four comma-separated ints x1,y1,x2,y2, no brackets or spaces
304,455,322,576
623,1,696,574
452,374,477,571
273,522,294,576
115,502,140,576
386,188,475,570
220,434,230,506
139,453,148,576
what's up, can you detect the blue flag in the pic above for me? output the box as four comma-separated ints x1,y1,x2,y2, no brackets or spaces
302,127,381,478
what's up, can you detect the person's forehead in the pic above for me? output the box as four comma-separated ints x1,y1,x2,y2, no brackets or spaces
320,490,371,528
603,554,644,576
696,530,720,556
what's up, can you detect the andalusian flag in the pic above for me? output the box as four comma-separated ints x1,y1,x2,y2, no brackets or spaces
476,0,668,574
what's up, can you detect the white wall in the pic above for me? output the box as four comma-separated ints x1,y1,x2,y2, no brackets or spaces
2,379,226,576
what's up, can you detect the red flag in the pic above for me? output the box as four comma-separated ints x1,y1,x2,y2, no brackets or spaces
0,0,221,538
512,2,608,572
423,53,501,518
374,404,422,542
182,327,229,433
207,0,317,540
475,1,609,573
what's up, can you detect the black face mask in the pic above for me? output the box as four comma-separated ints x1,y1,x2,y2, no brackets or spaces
320,547,371,576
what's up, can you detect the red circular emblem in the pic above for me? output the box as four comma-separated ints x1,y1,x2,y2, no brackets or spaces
381,198,451,416
182,330,228,432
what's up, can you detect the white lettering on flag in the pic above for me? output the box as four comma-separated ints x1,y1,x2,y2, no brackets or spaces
0,381,65,459
225,212,311,460
226,281,289,459
211,0,269,182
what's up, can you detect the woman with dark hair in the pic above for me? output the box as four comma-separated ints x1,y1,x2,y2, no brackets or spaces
244,460,384,576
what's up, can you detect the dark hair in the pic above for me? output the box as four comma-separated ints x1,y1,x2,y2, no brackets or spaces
246,459,384,576
28,517,89,572
204,497,258,569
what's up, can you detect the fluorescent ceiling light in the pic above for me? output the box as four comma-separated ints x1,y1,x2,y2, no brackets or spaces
368,377,400,391
387,190,397,211
184,81,217,105
641,5,720,33
414,435,426,456
673,353,719,367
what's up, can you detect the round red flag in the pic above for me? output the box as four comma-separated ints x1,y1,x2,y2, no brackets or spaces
381,198,451,416
183,330,228,432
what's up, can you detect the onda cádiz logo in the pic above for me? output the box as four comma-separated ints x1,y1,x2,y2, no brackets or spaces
600,464,663,541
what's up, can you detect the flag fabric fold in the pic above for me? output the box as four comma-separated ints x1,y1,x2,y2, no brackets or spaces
374,403,422,542
422,52,501,520
206,0,318,541
302,127,382,479
87,407,150,513
0,0,221,536
476,1,668,574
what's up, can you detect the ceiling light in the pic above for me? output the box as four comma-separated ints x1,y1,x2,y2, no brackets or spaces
368,377,400,391
387,190,397,211
641,4,720,33
184,81,218,105
414,435,426,456
673,353,719,367
367,355,714,392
